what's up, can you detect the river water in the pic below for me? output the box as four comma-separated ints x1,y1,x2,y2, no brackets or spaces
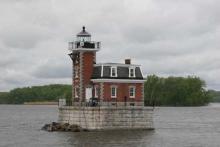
0,104,220,147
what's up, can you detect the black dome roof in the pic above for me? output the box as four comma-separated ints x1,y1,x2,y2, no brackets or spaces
77,26,91,37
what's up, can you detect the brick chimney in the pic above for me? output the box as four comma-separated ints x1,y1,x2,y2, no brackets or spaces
125,59,131,64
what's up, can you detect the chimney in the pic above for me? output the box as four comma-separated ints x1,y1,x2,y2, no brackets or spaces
125,59,131,64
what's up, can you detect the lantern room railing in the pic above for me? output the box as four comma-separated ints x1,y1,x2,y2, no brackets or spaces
69,41,101,51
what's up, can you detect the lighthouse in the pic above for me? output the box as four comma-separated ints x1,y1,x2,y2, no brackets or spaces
68,26,101,106
59,26,154,130
68,26,146,107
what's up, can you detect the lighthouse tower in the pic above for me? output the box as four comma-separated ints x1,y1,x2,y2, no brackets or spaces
68,26,101,105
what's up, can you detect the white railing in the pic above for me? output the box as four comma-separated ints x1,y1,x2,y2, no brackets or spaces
68,41,101,51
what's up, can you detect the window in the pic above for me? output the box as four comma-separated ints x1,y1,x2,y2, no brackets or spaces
75,87,79,98
129,86,135,98
75,66,79,78
77,36,91,42
129,67,135,78
111,67,117,77
94,86,99,98
111,86,117,98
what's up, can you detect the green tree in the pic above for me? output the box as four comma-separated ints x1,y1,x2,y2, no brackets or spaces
0,84,72,104
144,75,212,106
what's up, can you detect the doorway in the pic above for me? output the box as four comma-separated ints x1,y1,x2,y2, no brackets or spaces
86,88,92,101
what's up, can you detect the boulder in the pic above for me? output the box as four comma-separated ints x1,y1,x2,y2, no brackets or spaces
41,122,88,132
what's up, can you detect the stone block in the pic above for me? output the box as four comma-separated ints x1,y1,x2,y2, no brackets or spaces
58,106,154,130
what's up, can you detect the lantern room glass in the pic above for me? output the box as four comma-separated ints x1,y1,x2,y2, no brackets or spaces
77,36,91,42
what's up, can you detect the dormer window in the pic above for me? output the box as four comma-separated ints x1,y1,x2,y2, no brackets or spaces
111,67,117,77
129,67,135,78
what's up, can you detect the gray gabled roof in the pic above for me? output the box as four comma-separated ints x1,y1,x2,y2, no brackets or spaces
91,63,144,79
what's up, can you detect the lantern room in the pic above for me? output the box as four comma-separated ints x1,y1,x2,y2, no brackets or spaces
76,26,91,42
69,26,101,51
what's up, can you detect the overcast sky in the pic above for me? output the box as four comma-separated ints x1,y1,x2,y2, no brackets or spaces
0,0,219,91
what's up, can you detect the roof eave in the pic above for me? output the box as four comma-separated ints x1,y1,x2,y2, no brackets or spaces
94,63,141,67
91,79,145,83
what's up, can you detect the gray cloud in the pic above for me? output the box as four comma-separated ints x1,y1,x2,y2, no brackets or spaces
0,0,219,91
0,25,52,49
32,58,71,79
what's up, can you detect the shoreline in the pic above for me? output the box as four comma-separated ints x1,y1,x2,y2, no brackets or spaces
0,102,219,106
23,101,58,105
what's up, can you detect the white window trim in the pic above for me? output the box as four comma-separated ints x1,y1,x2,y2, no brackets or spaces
129,67,136,78
110,66,117,77
111,86,117,98
129,86,136,98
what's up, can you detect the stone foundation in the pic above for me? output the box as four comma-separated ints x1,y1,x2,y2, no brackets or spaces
58,106,154,130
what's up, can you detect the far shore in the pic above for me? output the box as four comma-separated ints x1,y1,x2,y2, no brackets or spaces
23,101,58,105
0,102,219,106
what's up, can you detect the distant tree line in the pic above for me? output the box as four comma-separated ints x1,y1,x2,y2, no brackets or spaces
144,75,212,106
0,76,216,106
208,90,220,102
0,84,72,104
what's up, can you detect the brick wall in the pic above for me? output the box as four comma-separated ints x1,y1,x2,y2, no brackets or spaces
82,52,95,86
103,83,143,102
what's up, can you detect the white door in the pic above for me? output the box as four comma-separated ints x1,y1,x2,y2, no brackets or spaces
86,88,92,101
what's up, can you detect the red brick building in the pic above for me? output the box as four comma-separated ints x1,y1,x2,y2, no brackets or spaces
69,27,145,106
